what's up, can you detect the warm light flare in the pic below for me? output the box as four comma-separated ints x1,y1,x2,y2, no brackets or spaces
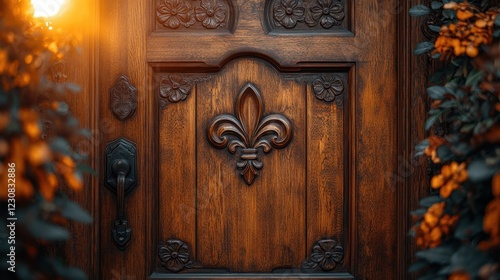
31,0,65,18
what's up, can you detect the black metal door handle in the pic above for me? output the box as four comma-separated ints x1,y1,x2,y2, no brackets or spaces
105,138,138,250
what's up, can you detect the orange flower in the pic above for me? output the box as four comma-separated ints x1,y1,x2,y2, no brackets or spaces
479,173,500,250
63,171,83,191
36,169,58,201
434,2,497,58
0,111,10,131
415,202,458,249
424,136,445,164
449,271,471,280
431,162,468,198
27,141,51,166
19,109,41,139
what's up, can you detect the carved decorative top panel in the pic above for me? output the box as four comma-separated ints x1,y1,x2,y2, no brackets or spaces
265,0,350,34
155,0,234,32
207,83,293,185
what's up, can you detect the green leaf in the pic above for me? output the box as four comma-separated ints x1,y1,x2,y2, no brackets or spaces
15,263,34,280
450,188,466,204
460,123,476,133
439,100,457,109
409,260,428,272
415,138,430,150
410,5,432,17
454,215,483,240
47,259,87,280
411,209,427,220
56,198,92,224
494,29,500,38
428,25,441,32
414,41,435,55
427,86,448,99
59,267,87,280
495,14,500,26
416,246,454,265
450,246,490,278
50,138,72,155
57,102,69,115
27,220,70,241
419,195,443,207
418,273,446,280
430,71,445,84
78,128,93,139
468,159,497,182
465,70,484,87
431,1,443,9
65,83,81,93
437,145,454,162
425,110,444,130
77,163,96,175
442,9,455,20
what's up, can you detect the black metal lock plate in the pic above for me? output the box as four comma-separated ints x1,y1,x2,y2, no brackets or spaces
104,138,138,197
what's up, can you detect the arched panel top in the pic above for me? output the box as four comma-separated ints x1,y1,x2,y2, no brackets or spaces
149,51,354,72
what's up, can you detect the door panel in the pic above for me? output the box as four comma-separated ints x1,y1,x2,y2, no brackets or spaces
157,58,349,273
98,0,399,278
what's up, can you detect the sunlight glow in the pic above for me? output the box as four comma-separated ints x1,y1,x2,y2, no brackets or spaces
31,0,65,18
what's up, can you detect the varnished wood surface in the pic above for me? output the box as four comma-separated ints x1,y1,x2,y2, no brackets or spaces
86,0,423,279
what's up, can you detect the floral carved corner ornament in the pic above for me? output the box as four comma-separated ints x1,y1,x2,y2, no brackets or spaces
302,239,344,271
157,0,228,30
273,0,345,29
158,239,201,272
313,75,344,102
207,84,293,185
159,75,192,106
110,75,138,121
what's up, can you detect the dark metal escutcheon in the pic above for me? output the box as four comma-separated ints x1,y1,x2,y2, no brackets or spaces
105,138,138,196
104,138,138,250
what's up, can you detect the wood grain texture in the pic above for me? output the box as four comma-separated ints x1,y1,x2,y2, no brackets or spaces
196,59,306,272
350,0,398,278
48,0,99,278
85,0,419,278
158,78,197,255
306,78,346,266
403,1,435,279
97,0,153,278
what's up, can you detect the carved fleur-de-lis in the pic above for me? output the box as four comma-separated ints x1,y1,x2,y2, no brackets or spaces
207,84,293,185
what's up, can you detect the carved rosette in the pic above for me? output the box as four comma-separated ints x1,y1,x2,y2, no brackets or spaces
272,0,345,30
159,75,192,108
312,75,344,102
109,75,138,121
157,0,228,30
158,239,201,272
207,84,293,185
302,239,344,271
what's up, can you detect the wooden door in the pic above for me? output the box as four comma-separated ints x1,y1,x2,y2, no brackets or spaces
96,0,404,279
